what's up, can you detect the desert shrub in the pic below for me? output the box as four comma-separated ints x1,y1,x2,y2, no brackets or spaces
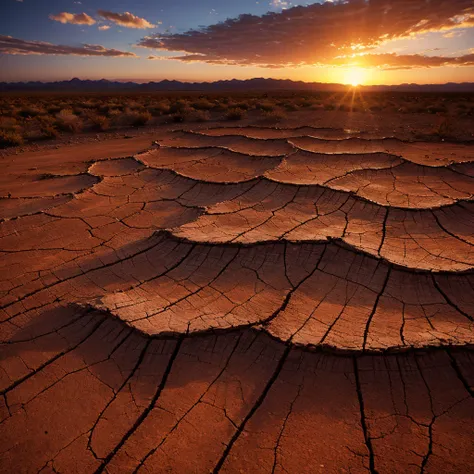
47,106,63,115
37,115,56,126
282,101,299,111
225,108,247,120
130,111,152,126
18,106,44,118
169,100,190,114
79,100,99,109
261,108,287,122
147,101,171,116
40,125,60,140
54,113,83,133
256,100,275,112
213,102,229,112
169,106,208,123
98,104,112,115
0,129,24,148
87,113,109,131
188,110,211,122
171,113,186,123
294,98,313,108
72,107,85,116
323,103,336,111
191,99,215,110
231,101,252,110
107,109,122,119
0,117,19,131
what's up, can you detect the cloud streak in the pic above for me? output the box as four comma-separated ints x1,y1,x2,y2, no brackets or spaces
0,35,137,57
97,10,155,29
49,12,96,25
137,0,474,69
333,53,474,69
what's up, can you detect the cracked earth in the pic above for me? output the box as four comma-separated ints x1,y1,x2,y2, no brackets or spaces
0,125,473,473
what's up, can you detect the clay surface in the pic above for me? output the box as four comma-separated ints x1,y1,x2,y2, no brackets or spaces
1,126,473,473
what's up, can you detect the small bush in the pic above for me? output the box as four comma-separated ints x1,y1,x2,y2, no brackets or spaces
188,110,211,122
40,125,60,140
282,102,299,111
169,100,190,114
168,106,208,123
0,129,24,148
225,108,247,121
191,99,215,111
232,101,252,110
18,106,44,118
261,108,287,122
256,100,275,112
87,113,109,131
171,113,186,123
0,117,18,131
55,117,83,133
47,106,63,115
128,111,152,127
148,102,170,116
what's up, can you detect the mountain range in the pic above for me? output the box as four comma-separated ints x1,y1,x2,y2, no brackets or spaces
1,78,473,92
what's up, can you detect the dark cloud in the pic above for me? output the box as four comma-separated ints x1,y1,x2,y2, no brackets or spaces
333,52,474,69
137,0,474,68
49,12,96,25
97,10,155,29
0,35,137,57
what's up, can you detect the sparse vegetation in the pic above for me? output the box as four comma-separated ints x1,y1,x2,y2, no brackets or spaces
87,113,109,131
225,108,247,120
0,90,472,147
0,129,24,148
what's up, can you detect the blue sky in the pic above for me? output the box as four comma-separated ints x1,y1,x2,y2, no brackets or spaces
1,0,473,84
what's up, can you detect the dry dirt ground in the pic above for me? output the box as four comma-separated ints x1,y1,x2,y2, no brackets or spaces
0,112,473,473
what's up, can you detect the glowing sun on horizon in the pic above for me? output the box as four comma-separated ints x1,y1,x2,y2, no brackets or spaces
344,67,367,87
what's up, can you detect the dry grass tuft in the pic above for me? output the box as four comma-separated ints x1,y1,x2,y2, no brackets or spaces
0,130,24,148
225,108,247,120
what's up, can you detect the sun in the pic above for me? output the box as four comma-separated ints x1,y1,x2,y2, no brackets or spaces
344,67,366,87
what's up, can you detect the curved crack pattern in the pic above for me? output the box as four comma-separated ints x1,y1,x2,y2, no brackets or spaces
0,124,472,473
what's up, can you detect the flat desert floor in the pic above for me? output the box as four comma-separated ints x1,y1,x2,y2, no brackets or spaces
0,112,473,473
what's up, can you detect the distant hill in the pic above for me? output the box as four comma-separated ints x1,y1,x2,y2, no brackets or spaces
1,77,473,93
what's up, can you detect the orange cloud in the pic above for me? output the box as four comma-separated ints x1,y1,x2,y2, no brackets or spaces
137,0,474,68
0,35,137,57
49,12,96,25
97,10,154,29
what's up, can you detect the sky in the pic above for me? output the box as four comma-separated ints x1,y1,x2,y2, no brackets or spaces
0,0,473,85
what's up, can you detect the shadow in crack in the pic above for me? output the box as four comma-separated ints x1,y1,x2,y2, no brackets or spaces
2,234,473,352
1,304,472,473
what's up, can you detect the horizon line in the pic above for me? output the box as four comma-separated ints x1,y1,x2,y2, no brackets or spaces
2,77,474,87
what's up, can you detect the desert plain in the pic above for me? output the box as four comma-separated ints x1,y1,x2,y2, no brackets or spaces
0,91,473,473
